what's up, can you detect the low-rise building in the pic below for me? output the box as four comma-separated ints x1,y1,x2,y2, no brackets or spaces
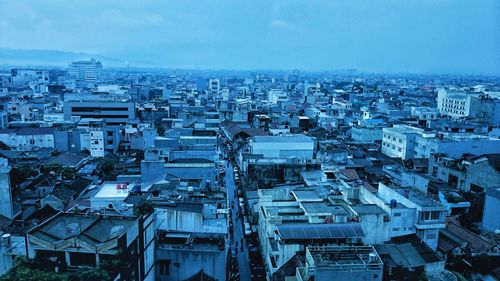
249,135,315,160
436,154,500,192
291,246,384,281
483,186,500,233
26,210,155,281
381,125,424,160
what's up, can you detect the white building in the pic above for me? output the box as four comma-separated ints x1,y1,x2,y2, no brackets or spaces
76,118,120,157
0,158,17,220
483,187,500,233
414,133,500,175
437,89,479,118
0,127,55,151
68,58,103,85
257,187,365,277
208,79,220,96
360,182,447,250
268,90,288,104
63,100,136,125
381,125,424,160
437,89,500,124
11,69,49,93
89,121,105,158
303,83,321,103
249,135,315,160
351,126,383,143
0,234,26,277
411,106,438,120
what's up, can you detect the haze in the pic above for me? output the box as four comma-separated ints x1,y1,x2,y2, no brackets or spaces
0,0,499,75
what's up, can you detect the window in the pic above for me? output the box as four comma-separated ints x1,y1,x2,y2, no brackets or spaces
159,260,170,275
394,213,401,217
431,211,440,220
392,227,400,231
420,211,430,221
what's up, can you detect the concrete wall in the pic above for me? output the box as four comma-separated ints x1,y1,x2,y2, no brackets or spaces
0,168,14,219
315,268,382,281
156,247,227,281
359,213,390,244
437,160,500,192
157,209,204,233
351,127,382,143
250,138,314,160
483,187,500,233
141,160,166,182
54,130,69,152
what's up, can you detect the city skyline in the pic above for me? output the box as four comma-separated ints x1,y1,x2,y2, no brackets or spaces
1,0,499,75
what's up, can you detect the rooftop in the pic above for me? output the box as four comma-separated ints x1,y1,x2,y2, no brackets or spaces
28,212,137,246
306,245,383,271
301,202,347,215
393,187,442,208
277,223,364,241
252,134,314,143
292,190,322,202
93,182,131,199
351,204,387,215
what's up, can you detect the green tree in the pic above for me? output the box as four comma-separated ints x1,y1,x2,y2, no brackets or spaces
42,163,64,176
69,268,110,281
61,167,75,180
155,121,165,136
133,200,154,216
97,156,118,180
10,166,38,187
0,257,67,281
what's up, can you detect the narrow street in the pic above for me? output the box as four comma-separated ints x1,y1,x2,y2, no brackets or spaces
226,161,251,281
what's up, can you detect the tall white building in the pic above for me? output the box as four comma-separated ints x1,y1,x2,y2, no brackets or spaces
208,79,220,96
89,120,105,158
68,58,103,85
381,125,424,160
437,89,500,124
0,158,16,219
436,89,481,118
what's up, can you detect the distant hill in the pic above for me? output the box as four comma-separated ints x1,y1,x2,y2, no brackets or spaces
0,47,131,68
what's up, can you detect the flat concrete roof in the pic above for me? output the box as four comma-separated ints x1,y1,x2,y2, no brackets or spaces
93,183,130,199
252,135,314,143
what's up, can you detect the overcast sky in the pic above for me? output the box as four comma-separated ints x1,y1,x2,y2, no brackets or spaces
0,0,499,74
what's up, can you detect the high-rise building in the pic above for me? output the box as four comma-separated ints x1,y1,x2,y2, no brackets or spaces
0,158,16,219
63,100,136,125
68,58,103,85
208,79,220,96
